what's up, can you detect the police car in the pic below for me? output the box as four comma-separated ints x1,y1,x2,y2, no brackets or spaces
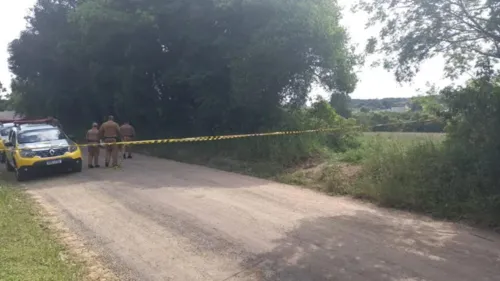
4,121,83,181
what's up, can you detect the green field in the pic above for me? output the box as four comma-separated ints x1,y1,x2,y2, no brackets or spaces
362,132,446,143
338,132,445,164
0,186,82,281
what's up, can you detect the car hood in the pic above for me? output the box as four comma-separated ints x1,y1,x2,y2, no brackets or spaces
18,139,70,150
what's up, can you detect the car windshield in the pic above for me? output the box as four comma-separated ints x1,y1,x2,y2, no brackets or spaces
0,127,13,136
18,129,66,144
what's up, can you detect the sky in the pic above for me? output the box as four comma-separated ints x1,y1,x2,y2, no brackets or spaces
0,0,465,99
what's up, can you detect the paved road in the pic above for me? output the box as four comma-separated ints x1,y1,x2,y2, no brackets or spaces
12,153,500,280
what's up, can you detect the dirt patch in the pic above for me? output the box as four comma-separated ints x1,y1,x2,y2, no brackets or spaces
29,193,119,281
296,162,361,178
338,163,362,178
278,162,362,194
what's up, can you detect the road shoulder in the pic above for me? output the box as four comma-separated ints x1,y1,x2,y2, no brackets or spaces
0,182,117,281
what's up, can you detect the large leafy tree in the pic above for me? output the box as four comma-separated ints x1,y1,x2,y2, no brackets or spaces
354,0,500,82
9,0,358,136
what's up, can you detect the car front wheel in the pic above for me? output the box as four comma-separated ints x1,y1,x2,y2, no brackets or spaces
15,169,29,182
73,161,82,173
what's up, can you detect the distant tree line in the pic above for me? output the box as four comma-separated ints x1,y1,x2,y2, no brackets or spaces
352,95,445,132
354,111,445,132
350,98,409,112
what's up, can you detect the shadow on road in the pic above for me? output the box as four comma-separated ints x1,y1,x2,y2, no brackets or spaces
236,210,500,281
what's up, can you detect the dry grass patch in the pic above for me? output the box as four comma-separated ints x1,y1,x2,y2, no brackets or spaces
277,163,361,195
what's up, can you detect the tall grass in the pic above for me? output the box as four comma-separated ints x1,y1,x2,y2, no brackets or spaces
354,138,500,227
140,132,345,178
361,132,446,143
139,99,361,177
340,132,445,164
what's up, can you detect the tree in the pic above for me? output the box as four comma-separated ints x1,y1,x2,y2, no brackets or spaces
410,95,444,115
354,0,500,82
0,81,14,111
329,92,351,118
351,0,500,226
9,0,358,136
381,99,391,109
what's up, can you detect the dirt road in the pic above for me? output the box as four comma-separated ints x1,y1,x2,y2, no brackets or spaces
14,153,500,280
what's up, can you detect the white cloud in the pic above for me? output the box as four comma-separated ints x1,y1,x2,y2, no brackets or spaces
0,0,34,89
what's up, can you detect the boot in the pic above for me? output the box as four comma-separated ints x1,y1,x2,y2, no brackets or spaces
123,154,126,159
127,154,132,159
88,164,94,169
95,164,100,168
105,162,109,168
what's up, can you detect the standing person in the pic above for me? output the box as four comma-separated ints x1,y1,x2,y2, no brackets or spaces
120,121,136,159
86,122,100,168
99,115,121,168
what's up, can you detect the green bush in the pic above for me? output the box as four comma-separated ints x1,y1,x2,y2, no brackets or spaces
355,140,500,226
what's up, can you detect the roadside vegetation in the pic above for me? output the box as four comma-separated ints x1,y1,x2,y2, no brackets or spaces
139,97,360,178
0,185,82,281
356,78,500,228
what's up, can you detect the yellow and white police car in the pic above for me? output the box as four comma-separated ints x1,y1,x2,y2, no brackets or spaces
4,123,83,181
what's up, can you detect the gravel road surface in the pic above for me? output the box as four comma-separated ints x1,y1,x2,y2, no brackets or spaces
12,153,500,280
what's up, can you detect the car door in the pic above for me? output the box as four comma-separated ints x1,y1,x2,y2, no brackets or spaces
6,131,16,167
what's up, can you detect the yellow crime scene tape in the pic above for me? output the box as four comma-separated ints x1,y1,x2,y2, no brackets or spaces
2,118,439,151
76,118,438,148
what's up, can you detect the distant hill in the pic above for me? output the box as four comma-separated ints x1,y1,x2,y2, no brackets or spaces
350,98,410,111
